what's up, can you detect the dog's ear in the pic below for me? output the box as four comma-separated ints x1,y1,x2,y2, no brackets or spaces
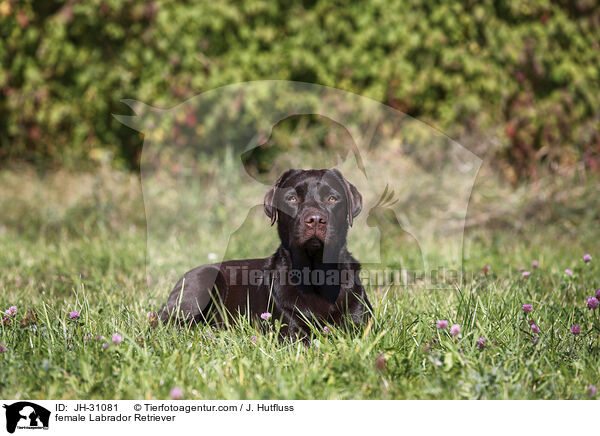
331,169,362,227
264,169,298,226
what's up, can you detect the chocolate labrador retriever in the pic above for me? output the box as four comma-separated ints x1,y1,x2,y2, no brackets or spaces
160,169,372,336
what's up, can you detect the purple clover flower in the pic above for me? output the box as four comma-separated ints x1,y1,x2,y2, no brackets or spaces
170,386,183,400
587,297,599,310
450,324,461,336
522,304,533,313
476,337,486,349
147,311,158,327
436,320,449,329
532,260,539,268
571,325,580,335
589,385,597,397
583,254,592,263
531,324,540,334
0,344,7,353
112,333,122,344
260,312,272,320
249,335,257,344
522,271,531,278
532,337,539,344
102,343,109,350
4,306,17,317
565,269,573,276
69,310,80,320
323,326,330,334
519,266,525,271
84,334,92,341
596,289,600,299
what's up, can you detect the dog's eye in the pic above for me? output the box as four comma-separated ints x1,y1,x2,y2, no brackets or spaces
287,195,298,203
327,195,338,203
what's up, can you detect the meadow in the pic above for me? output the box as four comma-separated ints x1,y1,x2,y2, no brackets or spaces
1,165,599,400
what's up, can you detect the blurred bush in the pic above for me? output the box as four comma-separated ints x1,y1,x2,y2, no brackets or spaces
0,0,599,180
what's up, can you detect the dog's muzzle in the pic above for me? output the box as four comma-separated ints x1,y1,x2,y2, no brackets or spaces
302,211,327,241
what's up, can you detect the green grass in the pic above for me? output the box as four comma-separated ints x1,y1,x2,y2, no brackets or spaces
1,168,600,399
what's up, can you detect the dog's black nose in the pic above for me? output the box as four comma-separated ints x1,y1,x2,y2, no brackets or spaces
304,214,327,228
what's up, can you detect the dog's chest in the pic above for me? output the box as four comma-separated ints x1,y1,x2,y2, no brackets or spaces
277,284,350,319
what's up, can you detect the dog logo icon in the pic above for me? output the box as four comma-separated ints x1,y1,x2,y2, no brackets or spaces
2,402,50,433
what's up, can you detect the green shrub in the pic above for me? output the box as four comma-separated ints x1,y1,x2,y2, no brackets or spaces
0,0,598,179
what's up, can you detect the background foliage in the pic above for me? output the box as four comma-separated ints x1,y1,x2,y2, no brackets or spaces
1,0,599,180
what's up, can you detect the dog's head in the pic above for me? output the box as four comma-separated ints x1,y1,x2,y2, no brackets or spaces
263,169,362,258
